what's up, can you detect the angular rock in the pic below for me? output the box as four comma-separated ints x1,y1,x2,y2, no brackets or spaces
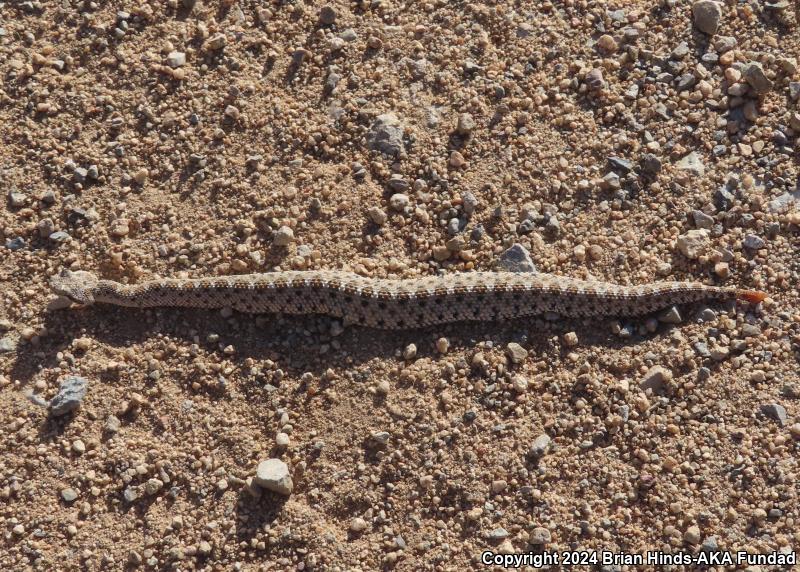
366,113,404,157
529,434,551,458
743,62,773,95
760,403,787,426
497,243,537,273
49,375,88,416
254,459,293,495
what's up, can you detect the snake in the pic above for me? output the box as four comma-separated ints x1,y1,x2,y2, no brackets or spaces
50,270,766,329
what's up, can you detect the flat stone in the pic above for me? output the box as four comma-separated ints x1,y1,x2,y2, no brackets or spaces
760,403,787,426
497,243,537,273
49,375,88,416
692,0,723,35
254,459,293,495
742,234,765,250
0,336,17,353
607,156,633,174
366,113,404,157
675,151,705,177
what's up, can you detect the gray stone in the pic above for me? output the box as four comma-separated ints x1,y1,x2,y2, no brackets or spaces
675,151,705,177
389,193,409,211
506,343,528,364
529,527,552,545
743,62,773,95
254,459,293,495
607,156,633,174
273,226,294,247
639,154,662,177
742,234,765,250
6,237,25,251
692,0,722,35
387,176,408,192
49,375,88,416
658,306,683,324
497,244,537,273
760,403,787,426
318,5,336,25
73,167,88,183
529,434,551,458
366,113,404,157
488,527,509,540
0,336,17,353
462,191,478,215
692,210,714,229
767,190,800,213
61,488,79,502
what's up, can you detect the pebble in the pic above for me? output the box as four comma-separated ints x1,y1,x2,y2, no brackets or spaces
273,226,295,247
742,234,765,250
461,191,478,215
350,517,367,533
692,0,723,35
389,193,409,211
529,527,551,545
760,403,787,426
529,434,551,458
506,343,528,364
204,34,226,51
676,229,709,259
742,62,773,95
435,337,450,354
0,337,17,353
403,343,417,360
692,210,714,229
61,488,79,502
367,206,387,226
586,68,604,90
684,525,702,545
318,5,336,25
366,113,404,156
275,432,290,447
497,244,537,273
49,375,88,416
640,365,672,393
254,459,293,495
675,152,705,177
456,113,475,135
166,51,186,68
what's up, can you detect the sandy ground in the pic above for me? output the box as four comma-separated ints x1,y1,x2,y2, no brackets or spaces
1,0,799,570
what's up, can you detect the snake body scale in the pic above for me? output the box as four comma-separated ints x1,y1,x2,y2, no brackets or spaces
50,270,766,329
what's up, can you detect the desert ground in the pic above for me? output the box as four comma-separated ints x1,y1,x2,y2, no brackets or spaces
1,0,798,570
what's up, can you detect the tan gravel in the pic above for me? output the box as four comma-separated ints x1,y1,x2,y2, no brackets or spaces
1,0,799,570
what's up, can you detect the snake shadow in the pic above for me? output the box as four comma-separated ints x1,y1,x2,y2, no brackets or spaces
13,301,718,392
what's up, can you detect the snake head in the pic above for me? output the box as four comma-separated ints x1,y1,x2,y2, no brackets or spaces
50,270,98,305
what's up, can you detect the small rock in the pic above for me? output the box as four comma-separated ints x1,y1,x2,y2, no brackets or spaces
275,432,290,447
675,151,705,177
586,68,604,90
692,0,723,35
61,488,79,502
366,113,404,157
350,517,367,533
456,113,475,135
367,206,387,226
254,459,293,495
742,62,773,95
0,336,17,353
529,527,551,545
641,365,672,393
684,525,702,545
273,226,294,247
389,193,409,211
144,478,163,496
529,434,551,458
49,376,88,417
461,191,478,215
676,229,709,259
497,244,537,273
318,5,336,25
760,403,787,426
742,234,765,250
204,34,226,51
166,51,186,68
506,343,528,364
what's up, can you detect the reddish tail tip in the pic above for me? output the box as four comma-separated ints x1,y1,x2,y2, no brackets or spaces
736,289,767,304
